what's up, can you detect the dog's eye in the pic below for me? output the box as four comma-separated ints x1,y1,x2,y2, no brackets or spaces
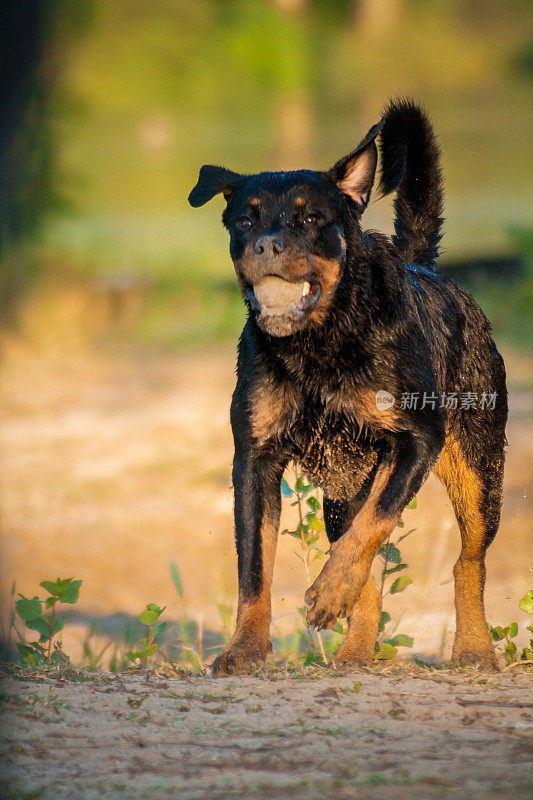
304,214,320,225
238,216,252,229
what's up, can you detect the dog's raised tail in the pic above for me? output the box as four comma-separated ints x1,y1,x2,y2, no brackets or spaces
378,99,444,270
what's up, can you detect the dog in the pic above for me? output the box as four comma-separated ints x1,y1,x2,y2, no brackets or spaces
188,99,507,675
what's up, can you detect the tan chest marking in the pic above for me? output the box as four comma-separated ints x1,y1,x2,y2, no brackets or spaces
355,388,403,432
324,386,402,433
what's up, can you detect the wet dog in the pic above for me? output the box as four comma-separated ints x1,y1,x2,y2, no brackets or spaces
189,99,507,674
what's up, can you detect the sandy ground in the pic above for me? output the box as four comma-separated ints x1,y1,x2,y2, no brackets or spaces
0,664,532,800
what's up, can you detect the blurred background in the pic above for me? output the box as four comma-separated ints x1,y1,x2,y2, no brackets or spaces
1,0,532,663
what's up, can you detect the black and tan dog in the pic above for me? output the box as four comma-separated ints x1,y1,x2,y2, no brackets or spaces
189,99,507,674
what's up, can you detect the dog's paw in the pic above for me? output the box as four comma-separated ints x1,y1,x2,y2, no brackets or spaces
335,648,373,667
304,577,353,629
304,550,362,629
211,641,269,676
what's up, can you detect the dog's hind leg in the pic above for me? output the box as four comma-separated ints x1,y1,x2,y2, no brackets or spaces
434,433,505,671
323,496,381,665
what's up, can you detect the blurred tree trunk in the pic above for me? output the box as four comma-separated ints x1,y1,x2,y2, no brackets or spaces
270,0,313,169
0,2,64,251
272,0,307,13
351,0,403,127
352,0,402,39
0,1,90,317
274,95,313,170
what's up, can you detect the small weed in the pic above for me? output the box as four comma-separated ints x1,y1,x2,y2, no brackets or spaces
116,694,154,725
334,765,359,786
127,694,149,708
0,690,27,712
82,624,113,671
126,603,166,666
340,681,362,694
124,710,152,725
388,700,406,719
374,502,417,660
2,687,71,722
169,559,207,671
14,577,82,668
488,590,533,665
200,692,218,703
281,466,330,665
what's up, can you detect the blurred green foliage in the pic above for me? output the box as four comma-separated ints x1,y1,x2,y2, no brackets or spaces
2,0,532,346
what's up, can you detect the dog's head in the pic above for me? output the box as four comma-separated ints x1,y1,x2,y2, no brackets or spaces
188,120,382,337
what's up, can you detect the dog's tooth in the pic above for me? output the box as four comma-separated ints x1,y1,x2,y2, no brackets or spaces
302,281,311,297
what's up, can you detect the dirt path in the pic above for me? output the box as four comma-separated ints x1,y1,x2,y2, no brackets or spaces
1,665,532,800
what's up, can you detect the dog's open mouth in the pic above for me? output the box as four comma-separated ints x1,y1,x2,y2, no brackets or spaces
246,275,321,316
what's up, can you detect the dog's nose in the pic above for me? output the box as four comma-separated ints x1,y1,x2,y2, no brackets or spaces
253,235,286,256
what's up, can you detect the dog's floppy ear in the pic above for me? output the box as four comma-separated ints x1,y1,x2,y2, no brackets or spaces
188,165,243,207
328,118,383,212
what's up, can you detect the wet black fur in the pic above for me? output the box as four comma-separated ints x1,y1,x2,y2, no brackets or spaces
189,99,507,605
378,98,444,268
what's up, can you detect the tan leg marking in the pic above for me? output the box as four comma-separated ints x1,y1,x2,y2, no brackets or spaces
336,575,382,665
249,373,298,448
434,435,498,671
212,517,278,676
305,463,396,629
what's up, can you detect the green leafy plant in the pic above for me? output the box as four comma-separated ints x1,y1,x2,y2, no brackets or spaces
15,578,82,667
519,590,533,661
374,503,416,660
489,590,533,665
126,603,166,666
281,468,330,665
489,621,519,664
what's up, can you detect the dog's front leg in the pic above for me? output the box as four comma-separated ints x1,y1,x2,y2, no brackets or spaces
212,450,285,676
305,428,444,629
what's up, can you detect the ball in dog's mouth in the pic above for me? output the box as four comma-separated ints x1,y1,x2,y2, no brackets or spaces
245,275,321,336
251,275,319,313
